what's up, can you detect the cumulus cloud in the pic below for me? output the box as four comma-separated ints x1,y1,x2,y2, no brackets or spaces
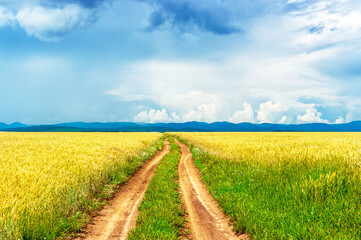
254,98,335,124
15,4,96,41
257,101,288,123
131,99,335,124
230,103,255,123
133,103,221,123
133,104,221,123
182,103,220,122
297,108,329,123
133,109,180,123
335,116,345,124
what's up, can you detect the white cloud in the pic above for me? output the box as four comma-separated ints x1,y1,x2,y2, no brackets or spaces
133,109,169,123
170,112,182,122
182,103,221,122
335,116,345,124
107,60,226,122
257,101,288,123
133,109,181,123
230,103,255,123
297,108,329,123
282,0,361,51
279,116,287,124
133,104,220,123
15,4,96,41
345,100,361,122
253,98,334,124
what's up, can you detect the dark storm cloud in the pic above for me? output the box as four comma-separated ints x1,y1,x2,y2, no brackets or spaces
138,0,331,35
139,0,243,35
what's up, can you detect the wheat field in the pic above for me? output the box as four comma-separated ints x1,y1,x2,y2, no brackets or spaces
0,132,162,239
175,132,361,239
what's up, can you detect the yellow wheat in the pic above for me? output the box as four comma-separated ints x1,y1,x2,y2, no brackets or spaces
175,132,361,168
0,132,162,238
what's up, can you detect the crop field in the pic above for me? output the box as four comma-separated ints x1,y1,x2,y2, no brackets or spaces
175,132,361,239
2,132,360,240
0,132,163,239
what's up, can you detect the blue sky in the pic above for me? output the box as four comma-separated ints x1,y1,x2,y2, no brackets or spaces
0,0,361,124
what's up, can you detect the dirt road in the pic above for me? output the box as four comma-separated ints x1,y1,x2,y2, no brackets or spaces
176,139,248,240
75,139,170,240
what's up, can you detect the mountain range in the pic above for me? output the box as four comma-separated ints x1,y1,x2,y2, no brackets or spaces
1,121,361,132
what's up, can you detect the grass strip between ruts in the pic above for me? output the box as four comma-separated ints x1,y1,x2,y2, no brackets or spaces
128,137,185,240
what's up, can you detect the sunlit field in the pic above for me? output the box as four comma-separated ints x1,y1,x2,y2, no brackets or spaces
175,132,361,239
0,132,163,239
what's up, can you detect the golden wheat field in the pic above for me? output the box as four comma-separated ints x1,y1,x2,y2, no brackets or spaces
175,132,361,239
0,132,162,239
179,132,361,169
175,132,361,166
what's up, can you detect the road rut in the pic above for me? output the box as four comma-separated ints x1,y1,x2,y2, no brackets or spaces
176,138,249,240
75,139,170,240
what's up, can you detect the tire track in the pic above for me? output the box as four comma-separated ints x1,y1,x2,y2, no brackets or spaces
176,138,249,240
75,139,170,240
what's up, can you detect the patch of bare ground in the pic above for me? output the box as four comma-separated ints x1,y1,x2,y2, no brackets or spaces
74,139,170,240
176,138,249,240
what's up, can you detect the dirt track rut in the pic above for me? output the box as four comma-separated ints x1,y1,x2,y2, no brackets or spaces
75,139,170,240
176,138,249,240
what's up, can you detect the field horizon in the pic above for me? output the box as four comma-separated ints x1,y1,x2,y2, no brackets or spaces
1,120,361,132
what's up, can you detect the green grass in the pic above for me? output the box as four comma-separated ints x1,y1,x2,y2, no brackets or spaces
182,141,361,240
128,137,185,240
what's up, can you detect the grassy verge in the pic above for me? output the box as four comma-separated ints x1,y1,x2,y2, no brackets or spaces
175,135,361,240
128,137,185,240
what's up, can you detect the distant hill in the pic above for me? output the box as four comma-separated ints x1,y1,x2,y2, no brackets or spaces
55,122,139,129
0,122,28,130
2,125,85,132
1,121,361,132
